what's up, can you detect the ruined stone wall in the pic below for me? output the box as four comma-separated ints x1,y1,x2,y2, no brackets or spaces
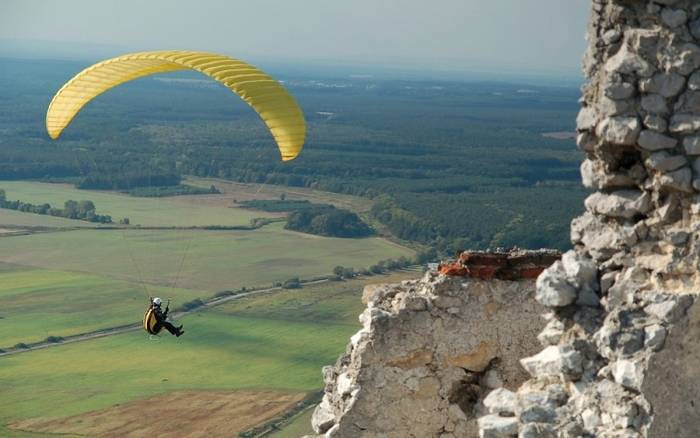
311,1,700,437
479,1,700,437
310,251,558,437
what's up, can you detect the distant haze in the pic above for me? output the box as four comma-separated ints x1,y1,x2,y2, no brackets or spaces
1,0,589,78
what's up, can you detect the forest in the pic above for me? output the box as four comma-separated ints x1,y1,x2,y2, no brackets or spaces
0,57,586,252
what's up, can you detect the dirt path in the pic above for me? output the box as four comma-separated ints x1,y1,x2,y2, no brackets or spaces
0,278,329,358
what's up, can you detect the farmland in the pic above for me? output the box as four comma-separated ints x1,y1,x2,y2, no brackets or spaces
0,270,418,437
0,181,265,227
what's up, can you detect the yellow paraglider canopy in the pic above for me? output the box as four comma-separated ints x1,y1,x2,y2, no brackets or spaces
46,50,305,161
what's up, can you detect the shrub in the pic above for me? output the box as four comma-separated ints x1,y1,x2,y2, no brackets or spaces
45,336,64,343
14,343,29,349
282,277,301,289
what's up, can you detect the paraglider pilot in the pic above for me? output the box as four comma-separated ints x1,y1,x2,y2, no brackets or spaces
151,297,184,337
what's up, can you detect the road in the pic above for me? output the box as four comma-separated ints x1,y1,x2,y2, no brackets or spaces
0,278,330,358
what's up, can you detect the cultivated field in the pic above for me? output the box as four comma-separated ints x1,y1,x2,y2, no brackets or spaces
0,181,266,227
0,263,204,347
0,179,418,436
11,390,306,438
0,224,413,292
0,271,420,436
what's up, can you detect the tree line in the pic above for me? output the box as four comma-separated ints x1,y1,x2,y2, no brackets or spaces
0,189,113,223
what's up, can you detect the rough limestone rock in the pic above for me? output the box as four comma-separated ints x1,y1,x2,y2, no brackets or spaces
311,251,554,437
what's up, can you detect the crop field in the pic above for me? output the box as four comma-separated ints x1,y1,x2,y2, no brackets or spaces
0,263,204,347
0,181,266,227
0,207,95,229
0,271,420,436
185,176,374,215
0,224,413,292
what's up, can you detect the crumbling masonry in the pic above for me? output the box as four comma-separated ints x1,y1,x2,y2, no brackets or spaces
312,1,700,436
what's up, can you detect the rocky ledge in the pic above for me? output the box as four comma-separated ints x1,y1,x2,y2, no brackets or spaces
309,250,559,438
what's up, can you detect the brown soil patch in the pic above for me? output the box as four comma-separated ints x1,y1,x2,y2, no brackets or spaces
10,390,306,438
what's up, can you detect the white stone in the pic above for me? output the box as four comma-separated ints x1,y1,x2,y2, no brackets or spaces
561,250,597,289
645,298,689,323
670,114,700,133
535,261,577,307
518,423,555,438
582,407,602,431
645,151,687,172
584,190,651,219
605,44,653,77
478,414,518,438
661,8,687,28
336,372,355,395
597,117,641,145
644,324,667,351
483,388,517,415
612,359,644,391
637,130,677,151
312,397,337,434
520,345,583,378
537,318,565,346
484,369,503,389
576,107,597,131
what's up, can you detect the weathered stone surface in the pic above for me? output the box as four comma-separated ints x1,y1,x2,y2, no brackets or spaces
688,70,700,91
520,346,582,378
584,190,651,219
644,300,700,438
683,136,700,155
604,80,635,100
637,130,677,151
535,261,577,307
647,72,685,98
661,8,687,28
641,94,669,116
645,151,687,172
612,359,644,390
314,271,547,437
605,43,653,78
576,107,597,131
658,167,692,192
483,388,517,415
312,397,336,434
642,114,668,132
669,44,700,76
669,113,700,133
596,117,641,145
478,415,518,437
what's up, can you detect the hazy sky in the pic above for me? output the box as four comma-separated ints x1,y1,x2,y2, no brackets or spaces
1,0,590,76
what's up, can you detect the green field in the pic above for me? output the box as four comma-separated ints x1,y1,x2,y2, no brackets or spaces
0,224,413,292
0,179,417,435
0,272,417,435
0,264,204,347
0,208,93,228
0,181,265,227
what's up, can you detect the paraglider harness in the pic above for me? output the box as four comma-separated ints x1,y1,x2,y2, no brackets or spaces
143,298,171,335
